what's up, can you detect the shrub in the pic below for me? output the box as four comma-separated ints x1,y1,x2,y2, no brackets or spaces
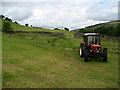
5,17,12,22
25,24,28,26
14,21,19,24
64,28,69,31
54,28,60,30
0,15,5,19
2,21,13,33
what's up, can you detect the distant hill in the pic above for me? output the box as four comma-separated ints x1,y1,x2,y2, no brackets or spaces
72,20,120,37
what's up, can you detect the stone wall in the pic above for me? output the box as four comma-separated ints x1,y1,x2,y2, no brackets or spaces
11,31,65,38
74,33,83,37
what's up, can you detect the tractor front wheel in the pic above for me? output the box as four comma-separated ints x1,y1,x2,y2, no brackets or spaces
84,49,89,62
80,47,84,58
84,57,89,62
80,43,85,58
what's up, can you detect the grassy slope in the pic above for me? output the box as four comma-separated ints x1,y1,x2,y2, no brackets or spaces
1,19,74,38
1,20,119,88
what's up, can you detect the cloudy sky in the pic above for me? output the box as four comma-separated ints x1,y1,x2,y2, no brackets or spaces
0,0,119,30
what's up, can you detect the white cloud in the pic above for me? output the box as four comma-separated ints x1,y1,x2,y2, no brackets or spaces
1,0,120,2
86,2,118,21
1,1,118,30
2,7,33,21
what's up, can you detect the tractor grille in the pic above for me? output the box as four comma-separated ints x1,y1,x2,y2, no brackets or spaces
95,47,101,50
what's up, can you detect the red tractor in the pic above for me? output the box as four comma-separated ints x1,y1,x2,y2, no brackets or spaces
80,33,107,62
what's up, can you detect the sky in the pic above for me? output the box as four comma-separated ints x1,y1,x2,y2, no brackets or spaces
0,0,119,30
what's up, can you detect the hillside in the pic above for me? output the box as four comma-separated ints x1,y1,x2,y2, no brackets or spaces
1,19,75,38
1,19,119,88
73,20,120,37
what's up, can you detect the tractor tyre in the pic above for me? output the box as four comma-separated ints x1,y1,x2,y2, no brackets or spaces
80,47,84,58
103,48,107,62
80,43,85,58
84,49,89,62
84,57,89,62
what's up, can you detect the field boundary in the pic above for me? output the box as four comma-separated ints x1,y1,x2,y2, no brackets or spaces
9,31,66,38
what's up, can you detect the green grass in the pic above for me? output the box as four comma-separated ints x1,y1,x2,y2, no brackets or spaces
2,32,118,88
1,19,118,88
0,32,2,88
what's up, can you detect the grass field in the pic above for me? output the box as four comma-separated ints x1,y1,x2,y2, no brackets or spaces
2,31,118,88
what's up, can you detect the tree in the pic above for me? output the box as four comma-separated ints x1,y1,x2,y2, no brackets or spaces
5,17,12,22
0,15,5,19
14,21,19,24
79,29,84,33
2,22,13,33
54,28,60,30
25,24,28,26
94,26,108,36
64,27,69,31
113,24,120,37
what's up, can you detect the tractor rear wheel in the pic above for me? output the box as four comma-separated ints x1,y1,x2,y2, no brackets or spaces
103,57,107,62
103,48,107,62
